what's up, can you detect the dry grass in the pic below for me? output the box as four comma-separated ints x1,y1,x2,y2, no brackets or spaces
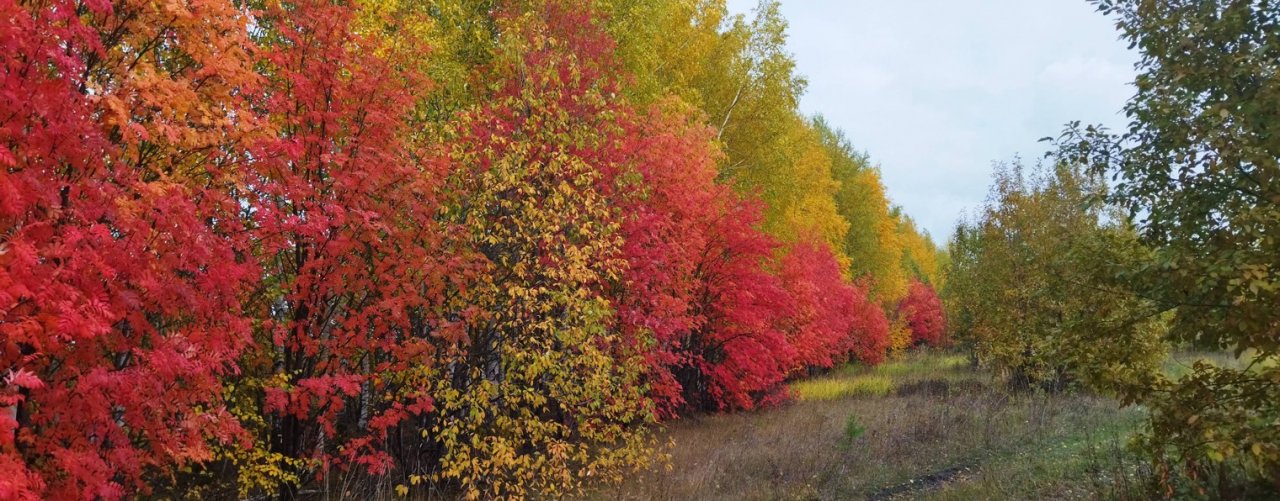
584,350,1143,501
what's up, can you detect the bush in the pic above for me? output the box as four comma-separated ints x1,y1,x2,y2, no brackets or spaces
945,162,1166,393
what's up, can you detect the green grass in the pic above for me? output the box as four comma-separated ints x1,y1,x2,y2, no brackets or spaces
792,351,974,401
925,404,1146,500
874,353,970,377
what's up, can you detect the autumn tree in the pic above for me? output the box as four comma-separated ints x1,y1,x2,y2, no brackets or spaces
604,1,850,257
355,0,500,124
898,280,947,348
611,99,885,416
609,93,799,414
710,3,849,256
1053,0,1280,492
421,5,655,497
0,0,950,497
673,196,796,412
610,100,730,417
777,241,891,369
230,0,448,496
0,0,261,497
896,214,945,288
946,161,1165,390
816,119,912,302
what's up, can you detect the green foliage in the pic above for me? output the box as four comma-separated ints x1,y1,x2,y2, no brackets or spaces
945,161,1166,392
1050,0,1280,493
841,415,866,450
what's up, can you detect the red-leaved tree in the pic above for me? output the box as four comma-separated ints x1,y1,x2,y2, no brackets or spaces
610,97,808,414
0,0,261,497
778,241,891,370
613,101,724,417
687,197,796,412
898,280,948,347
244,0,450,491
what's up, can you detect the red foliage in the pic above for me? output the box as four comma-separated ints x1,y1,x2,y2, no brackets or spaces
898,280,948,347
845,280,895,365
613,105,797,413
777,242,891,369
0,0,258,497
0,0,929,495
607,60,890,419
247,0,447,478
485,1,798,417
612,152,691,414
688,199,796,412
614,104,726,416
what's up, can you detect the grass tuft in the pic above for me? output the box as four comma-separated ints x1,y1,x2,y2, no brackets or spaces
841,414,866,450
876,353,970,377
793,375,893,401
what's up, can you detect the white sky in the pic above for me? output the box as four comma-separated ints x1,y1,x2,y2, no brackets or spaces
724,0,1137,242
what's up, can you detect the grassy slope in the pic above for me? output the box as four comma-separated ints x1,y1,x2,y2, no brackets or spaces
588,350,1146,500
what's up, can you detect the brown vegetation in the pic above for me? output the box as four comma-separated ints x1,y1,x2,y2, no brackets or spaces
588,351,1144,500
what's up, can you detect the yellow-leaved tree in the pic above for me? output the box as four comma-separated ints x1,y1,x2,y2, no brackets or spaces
422,4,656,498
896,212,944,290
605,1,850,259
816,119,911,302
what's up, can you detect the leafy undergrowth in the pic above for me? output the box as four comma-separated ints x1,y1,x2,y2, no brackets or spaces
586,350,1146,500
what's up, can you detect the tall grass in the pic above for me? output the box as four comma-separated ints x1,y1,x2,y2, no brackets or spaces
875,353,970,377
588,350,1144,500
793,375,893,401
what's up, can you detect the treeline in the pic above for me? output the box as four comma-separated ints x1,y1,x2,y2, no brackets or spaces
946,0,1280,496
0,0,946,499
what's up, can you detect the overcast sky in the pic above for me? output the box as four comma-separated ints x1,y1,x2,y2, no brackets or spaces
724,0,1138,242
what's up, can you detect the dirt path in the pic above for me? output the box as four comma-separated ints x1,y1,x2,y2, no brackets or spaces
866,463,978,500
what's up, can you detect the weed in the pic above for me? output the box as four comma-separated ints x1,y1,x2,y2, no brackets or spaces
841,415,866,450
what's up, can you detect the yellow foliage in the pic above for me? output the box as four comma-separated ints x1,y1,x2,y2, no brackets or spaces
605,1,852,260
814,120,911,303
355,0,501,123
888,317,913,355
753,119,850,267
601,0,727,106
210,376,312,498
424,14,657,497
896,213,945,289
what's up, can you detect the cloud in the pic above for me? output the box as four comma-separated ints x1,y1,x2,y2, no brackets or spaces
724,0,1137,241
